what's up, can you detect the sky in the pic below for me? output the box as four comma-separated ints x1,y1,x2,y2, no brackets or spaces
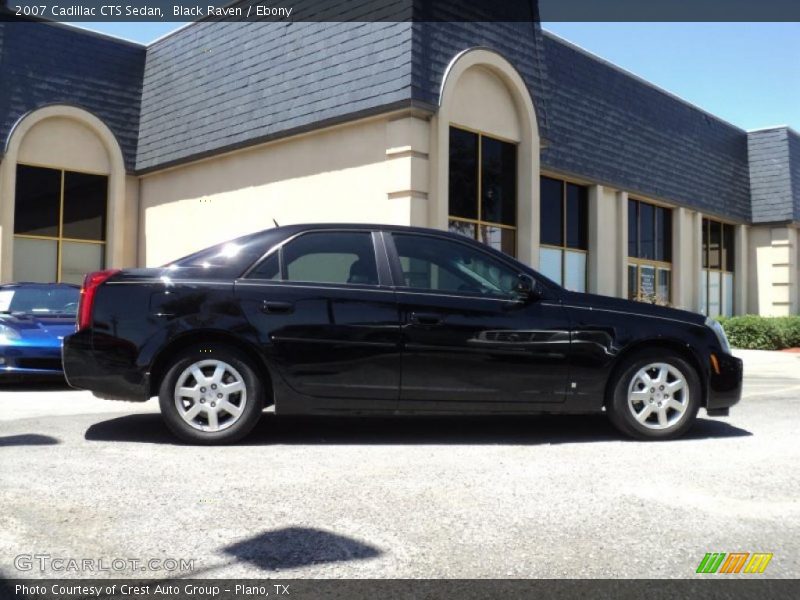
68,21,800,132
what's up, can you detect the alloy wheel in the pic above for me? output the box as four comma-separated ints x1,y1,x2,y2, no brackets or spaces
173,359,247,432
626,362,689,430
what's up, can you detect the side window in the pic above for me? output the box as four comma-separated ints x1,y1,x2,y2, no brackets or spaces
275,232,378,286
247,252,281,280
392,233,519,297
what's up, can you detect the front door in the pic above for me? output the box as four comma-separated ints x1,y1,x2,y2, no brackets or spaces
386,231,572,412
236,230,400,412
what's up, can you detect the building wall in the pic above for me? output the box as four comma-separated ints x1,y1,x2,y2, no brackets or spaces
749,225,800,316
138,113,427,266
2,18,798,318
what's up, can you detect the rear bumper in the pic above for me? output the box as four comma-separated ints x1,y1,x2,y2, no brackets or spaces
62,329,149,401
706,352,743,412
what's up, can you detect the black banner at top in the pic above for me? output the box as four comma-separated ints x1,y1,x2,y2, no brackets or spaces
1,0,800,22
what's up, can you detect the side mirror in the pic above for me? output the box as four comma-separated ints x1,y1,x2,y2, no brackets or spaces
516,274,542,302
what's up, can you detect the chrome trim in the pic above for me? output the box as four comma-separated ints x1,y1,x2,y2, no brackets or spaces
561,304,702,328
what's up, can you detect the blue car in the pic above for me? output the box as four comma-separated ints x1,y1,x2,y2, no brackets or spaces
0,283,79,378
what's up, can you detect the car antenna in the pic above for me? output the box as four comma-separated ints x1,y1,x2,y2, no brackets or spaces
273,218,280,227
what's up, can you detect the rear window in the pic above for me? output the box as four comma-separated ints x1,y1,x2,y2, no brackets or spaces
165,230,283,279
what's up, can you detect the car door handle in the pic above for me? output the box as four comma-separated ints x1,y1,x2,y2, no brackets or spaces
409,312,442,326
261,301,294,314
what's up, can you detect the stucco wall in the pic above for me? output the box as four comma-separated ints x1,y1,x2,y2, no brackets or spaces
17,117,111,175
139,115,411,267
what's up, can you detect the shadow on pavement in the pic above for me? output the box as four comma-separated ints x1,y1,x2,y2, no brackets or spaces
222,527,381,571
84,412,752,446
0,433,60,446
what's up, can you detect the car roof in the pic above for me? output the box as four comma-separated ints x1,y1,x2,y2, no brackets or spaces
267,222,483,242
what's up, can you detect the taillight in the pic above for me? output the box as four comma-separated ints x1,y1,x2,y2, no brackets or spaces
77,269,121,330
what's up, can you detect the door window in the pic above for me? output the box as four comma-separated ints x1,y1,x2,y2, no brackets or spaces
392,233,519,298
538,176,588,291
628,198,672,304
253,231,379,286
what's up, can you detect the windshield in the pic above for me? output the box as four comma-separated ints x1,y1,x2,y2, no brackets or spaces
0,287,80,317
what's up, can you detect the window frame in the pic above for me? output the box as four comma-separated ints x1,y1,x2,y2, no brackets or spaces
627,198,673,304
243,229,388,289
13,163,108,283
538,176,589,291
701,217,736,317
448,125,518,257
384,230,528,301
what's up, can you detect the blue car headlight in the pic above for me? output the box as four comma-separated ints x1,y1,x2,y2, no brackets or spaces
0,323,20,344
704,317,731,354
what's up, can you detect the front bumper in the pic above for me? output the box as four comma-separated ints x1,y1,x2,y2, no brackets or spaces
0,344,65,378
706,352,743,412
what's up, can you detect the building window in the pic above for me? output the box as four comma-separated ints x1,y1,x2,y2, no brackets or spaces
700,218,735,317
538,176,588,292
628,198,672,304
448,127,517,256
13,164,107,285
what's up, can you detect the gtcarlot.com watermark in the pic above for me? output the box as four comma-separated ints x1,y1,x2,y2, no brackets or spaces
14,553,194,573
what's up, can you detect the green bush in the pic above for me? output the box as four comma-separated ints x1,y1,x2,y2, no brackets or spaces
717,315,800,350
775,316,800,348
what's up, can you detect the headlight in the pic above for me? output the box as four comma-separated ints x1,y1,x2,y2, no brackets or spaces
705,317,731,354
0,323,20,343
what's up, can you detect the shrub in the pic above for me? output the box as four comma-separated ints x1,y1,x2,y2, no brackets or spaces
717,315,800,350
775,316,800,348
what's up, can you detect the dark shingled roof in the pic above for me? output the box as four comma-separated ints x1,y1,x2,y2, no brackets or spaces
748,127,800,223
539,31,751,223
0,21,145,171
136,21,417,171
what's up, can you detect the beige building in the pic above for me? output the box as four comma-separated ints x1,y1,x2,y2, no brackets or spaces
1,17,798,317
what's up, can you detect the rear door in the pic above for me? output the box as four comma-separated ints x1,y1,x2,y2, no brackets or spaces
386,231,572,412
235,229,400,412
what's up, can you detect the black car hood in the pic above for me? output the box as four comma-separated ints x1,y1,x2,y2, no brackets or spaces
560,291,706,327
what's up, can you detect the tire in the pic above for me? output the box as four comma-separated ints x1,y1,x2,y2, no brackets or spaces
158,344,265,444
607,349,700,440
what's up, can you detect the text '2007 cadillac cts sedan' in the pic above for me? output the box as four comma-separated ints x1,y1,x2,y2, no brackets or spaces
63,224,742,444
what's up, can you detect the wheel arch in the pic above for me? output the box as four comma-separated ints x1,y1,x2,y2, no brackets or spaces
603,339,707,408
148,330,274,405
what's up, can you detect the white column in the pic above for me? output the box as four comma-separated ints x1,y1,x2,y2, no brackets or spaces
734,224,748,315
588,185,621,297
617,191,629,298
767,226,798,316
672,207,702,312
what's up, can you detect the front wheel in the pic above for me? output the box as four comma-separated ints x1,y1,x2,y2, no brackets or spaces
607,350,700,440
158,345,265,444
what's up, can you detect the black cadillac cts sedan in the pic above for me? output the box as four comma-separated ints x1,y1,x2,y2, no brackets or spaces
63,224,742,444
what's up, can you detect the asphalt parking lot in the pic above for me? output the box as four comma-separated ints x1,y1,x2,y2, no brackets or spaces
1,349,798,579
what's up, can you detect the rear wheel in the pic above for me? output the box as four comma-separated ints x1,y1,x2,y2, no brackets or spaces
607,350,700,440
158,345,264,444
